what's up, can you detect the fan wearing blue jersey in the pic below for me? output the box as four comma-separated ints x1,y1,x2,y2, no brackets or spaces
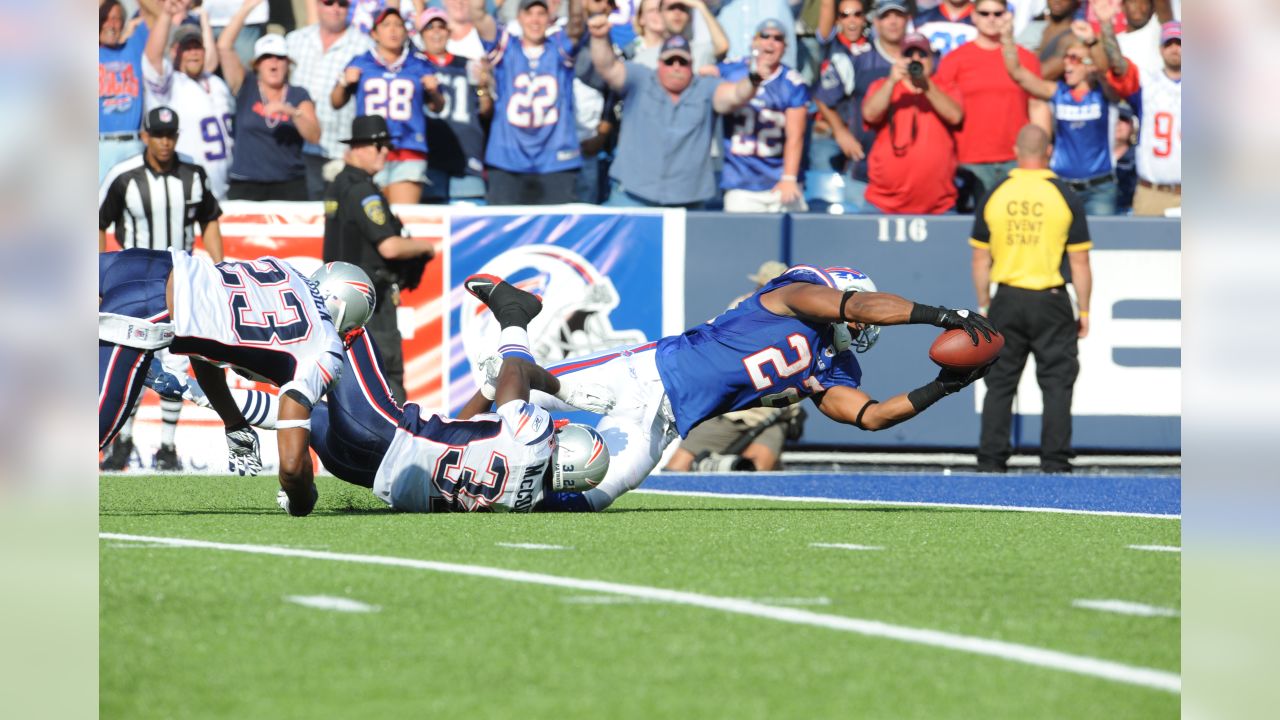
999,16,1122,214
515,266,998,512
914,0,977,59
470,0,587,205
333,7,445,205
418,8,494,203
714,19,810,213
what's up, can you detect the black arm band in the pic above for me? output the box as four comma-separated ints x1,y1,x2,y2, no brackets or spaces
840,290,857,323
853,399,879,429
908,303,944,326
283,388,314,412
907,381,947,412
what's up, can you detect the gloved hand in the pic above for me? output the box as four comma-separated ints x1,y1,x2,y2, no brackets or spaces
276,485,319,517
911,304,997,344
143,359,187,401
557,382,616,414
478,353,503,401
226,424,262,476
936,361,996,395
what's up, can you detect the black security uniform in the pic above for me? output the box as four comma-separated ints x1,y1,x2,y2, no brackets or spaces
969,168,1092,472
323,163,421,403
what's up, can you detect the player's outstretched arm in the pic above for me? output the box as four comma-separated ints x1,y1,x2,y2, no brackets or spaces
493,357,562,407
191,358,264,477
814,363,995,431
276,394,317,517
765,283,997,344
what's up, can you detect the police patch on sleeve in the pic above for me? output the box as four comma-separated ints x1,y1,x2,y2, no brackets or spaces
361,195,387,225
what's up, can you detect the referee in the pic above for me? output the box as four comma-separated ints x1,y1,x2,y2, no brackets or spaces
969,124,1093,474
98,105,223,472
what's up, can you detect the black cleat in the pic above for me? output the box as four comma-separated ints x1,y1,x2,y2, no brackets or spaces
464,273,542,329
100,436,135,471
153,443,183,472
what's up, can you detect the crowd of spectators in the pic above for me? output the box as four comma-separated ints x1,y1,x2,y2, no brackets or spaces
99,0,1182,215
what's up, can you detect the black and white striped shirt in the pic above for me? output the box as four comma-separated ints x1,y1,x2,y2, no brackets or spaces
98,154,221,251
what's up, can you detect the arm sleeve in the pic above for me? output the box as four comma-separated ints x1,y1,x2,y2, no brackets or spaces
99,179,126,231
195,169,222,223
1105,60,1141,98
860,78,889,131
968,190,993,248
1061,186,1093,250
349,183,396,249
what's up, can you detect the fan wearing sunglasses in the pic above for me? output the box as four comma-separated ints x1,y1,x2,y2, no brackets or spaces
587,14,759,207
998,13,1124,214
710,18,810,213
860,32,963,214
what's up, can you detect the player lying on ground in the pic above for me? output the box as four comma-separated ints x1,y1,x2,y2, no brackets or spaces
149,274,612,514
99,249,376,516
499,265,1000,512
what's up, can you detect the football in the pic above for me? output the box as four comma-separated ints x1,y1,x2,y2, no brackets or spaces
929,328,1004,371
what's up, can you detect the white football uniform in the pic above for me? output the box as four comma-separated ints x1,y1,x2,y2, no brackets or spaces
143,58,236,199
1134,69,1181,185
168,249,343,407
373,400,558,513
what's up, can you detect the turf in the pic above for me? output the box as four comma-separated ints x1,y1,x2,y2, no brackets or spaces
101,475,1180,719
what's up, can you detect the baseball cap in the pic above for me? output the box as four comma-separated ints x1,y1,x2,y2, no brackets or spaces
418,8,449,30
748,261,788,285
901,33,932,56
755,18,785,37
341,115,392,145
371,7,402,29
519,0,549,10
171,24,203,52
252,34,290,63
144,106,180,135
1160,21,1181,45
875,0,910,17
659,34,693,60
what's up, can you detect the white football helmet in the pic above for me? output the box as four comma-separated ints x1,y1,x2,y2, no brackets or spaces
461,245,647,375
550,423,610,492
310,262,377,336
825,266,881,353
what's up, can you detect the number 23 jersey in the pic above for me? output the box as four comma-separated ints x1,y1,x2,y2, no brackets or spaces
655,267,863,438
168,249,344,408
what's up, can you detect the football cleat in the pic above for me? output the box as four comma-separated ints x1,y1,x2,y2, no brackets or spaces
463,273,542,329
153,443,182,472
100,436,135,471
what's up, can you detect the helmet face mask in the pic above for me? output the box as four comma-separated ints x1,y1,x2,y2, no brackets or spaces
824,266,880,353
549,423,609,492
309,262,377,337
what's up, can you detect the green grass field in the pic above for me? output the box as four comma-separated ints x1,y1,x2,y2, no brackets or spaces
101,475,1180,719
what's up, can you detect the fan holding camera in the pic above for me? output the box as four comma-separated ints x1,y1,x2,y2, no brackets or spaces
859,32,964,214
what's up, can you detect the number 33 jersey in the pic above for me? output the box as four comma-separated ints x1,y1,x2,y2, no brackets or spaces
168,249,344,408
655,268,863,438
373,400,556,513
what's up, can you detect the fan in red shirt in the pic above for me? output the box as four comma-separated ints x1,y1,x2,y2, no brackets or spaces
861,33,963,214
932,0,1049,211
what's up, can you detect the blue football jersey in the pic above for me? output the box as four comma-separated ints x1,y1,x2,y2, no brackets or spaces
655,266,863,438
913,6,977,58
347,49,436,154
1049,81,1114,180
423,53,487,178
718,61,811,191
482,27,583,174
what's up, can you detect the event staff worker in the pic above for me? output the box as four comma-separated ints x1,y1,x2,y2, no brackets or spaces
322,115,436,403
969,124,1092,475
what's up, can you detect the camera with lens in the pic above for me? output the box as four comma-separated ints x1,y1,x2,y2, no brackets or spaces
691,451,756,473
907,60,924,79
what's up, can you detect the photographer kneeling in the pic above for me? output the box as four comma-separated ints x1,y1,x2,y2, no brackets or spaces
665,404,806,472
861,33,964,215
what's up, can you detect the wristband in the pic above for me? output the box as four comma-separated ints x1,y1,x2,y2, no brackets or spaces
906,381,947,412
908,303,944,326
1078,311,1090,317
853,399,879,429
781,174,797,182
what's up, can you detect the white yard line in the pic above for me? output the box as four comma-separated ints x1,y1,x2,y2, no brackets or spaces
1072,599,1180,618
810,543,885,551
495,542,573,550
284,595,379,613
633,488,1181,520
102,532,1180,694
1127,545,1181,553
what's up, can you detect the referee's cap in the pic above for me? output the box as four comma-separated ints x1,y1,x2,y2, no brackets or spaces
144,106,180,135
341,115,391,145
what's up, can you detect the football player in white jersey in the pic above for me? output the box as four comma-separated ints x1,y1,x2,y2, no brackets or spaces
99,249,376,516
143,7,237,199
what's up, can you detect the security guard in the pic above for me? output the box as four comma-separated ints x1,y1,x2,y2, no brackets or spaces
969,124,1093,474
323,115,436,403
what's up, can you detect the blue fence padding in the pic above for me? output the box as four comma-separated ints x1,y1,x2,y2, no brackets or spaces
680,213,1181,452
644,471,1182,516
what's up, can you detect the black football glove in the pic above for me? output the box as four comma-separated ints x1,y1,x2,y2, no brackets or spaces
936,360,996,395
910,304,997,345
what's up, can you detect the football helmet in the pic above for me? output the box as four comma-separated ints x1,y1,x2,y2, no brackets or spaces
550,423,610,492
825,266,881,353
310,262,377,336
461,245,646,373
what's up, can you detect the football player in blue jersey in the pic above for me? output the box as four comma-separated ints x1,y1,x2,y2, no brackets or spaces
469,0,587,204
518,265,999,512
332,7,445,205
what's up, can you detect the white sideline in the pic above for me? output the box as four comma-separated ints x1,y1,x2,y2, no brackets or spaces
1073,600,1180,618
284,595,379,613
1128,545,1181,553
810,543,885,551
633,489,1182,520
496,542,572,550
102,532,1180,694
